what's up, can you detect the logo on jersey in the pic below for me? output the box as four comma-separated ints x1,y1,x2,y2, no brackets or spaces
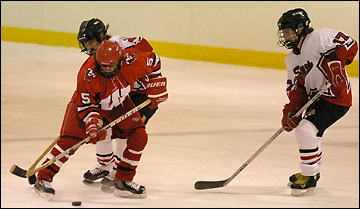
293,60,313,79
83,68,97,83
99,85,131,110
124,53,138,65
146,81,166,88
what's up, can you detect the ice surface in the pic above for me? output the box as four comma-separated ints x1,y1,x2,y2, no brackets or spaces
1,41,359,207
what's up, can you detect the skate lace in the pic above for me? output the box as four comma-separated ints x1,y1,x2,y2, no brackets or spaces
294,173,302,179
90,168,104,175
125,181,141,191
295,176,310,188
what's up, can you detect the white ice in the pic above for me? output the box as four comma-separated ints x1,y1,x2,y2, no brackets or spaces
1,41,359,208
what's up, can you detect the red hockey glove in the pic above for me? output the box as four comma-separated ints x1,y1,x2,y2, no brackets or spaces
327,60,346,87
85,114,106,144
146,77,168,109
281,104,302,132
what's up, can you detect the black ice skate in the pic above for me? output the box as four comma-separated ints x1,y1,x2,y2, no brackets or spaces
288,172,320,187
34,179,55,200
83,168,109,185
290,175,317,196
114,181,147,198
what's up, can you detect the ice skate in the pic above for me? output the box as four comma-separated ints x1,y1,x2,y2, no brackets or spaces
34,179,55,200
83,168,109,185
101,169,116,193
114,181,147,198
287,172,320,187
290,175,317,196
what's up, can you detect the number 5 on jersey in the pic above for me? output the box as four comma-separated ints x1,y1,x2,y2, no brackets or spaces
81,85,131,110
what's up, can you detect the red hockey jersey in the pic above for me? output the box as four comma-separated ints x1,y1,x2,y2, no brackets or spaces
109,36,162,95
73,48,161,128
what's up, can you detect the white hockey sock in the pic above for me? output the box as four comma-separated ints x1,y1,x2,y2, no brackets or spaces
295,119,322,176
95,129,114,169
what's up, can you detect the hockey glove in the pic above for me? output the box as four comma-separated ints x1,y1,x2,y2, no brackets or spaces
85,114,106,144
281,104,302,132
146,77,168,109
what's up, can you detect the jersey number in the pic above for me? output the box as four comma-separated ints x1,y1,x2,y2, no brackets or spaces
333,32,354,50
333,32,349,45
127,37,141,45
286,79,296,93
81,93,91,104
146,57,153,66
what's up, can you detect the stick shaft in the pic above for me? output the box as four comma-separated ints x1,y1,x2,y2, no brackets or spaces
224,82,331,184
293,82,331,117
25,99,151,177
10,136,60,178
195,83,331,190
28,136,60,170
223,127,284,186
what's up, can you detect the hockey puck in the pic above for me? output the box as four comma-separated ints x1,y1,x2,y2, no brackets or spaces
72,201,81,206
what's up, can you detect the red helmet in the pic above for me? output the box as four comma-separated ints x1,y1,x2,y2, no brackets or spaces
95,40,121,67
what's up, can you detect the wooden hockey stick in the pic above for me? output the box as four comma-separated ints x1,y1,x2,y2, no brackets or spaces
194,82,332,190
10,99,151,179
10,136,60,184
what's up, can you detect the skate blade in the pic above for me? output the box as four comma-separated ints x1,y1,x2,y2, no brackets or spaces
83,179,102,186
101,185,114,193
291,187,315,196
114,189,147,199
34,187,54,200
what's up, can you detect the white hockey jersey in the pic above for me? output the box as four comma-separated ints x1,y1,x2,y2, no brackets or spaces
285,28,358,108
109,36,150,51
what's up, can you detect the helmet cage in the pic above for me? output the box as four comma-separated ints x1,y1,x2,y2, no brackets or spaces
77,18,109,55
277,28,299,49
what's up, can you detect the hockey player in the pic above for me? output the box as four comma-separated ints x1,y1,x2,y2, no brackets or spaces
76,18,162,192
277,8,358,196
34,40,168,199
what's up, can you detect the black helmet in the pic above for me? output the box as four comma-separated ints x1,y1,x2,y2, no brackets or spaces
77,18,109,55
277,8,311,49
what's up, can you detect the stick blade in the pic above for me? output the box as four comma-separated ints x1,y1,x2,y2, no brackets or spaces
10,164,27,178
194,180,227,190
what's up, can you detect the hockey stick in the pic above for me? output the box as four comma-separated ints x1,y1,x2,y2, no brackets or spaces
194,82,332,190
10,136,60,184
10,99,151,179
